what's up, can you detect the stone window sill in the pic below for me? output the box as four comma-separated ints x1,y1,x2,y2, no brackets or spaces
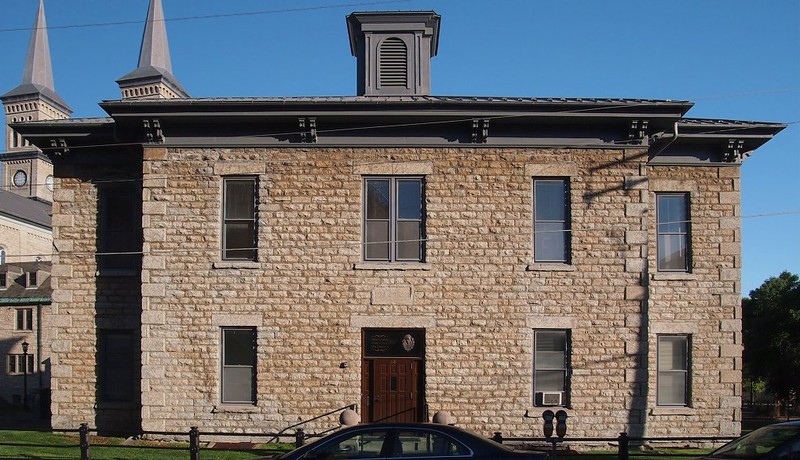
652,272,696,281
354,262,432,271
527,263,575,272
528,406,574,414
213,404,259,413
650,406,696,416
213,261,262,269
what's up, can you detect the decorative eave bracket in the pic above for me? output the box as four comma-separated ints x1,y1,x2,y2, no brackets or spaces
50,138,69,156
629,120,649,144
471,118,489,143
143,119,164,143
723,139,748,163
299,117,317,143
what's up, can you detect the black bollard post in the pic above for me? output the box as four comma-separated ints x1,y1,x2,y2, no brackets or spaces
295,428,306,447
492,432,503,444
618,432,629,460
189,426,200,460
79,423,90,460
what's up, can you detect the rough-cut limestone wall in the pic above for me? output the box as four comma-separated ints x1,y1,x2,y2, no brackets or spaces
50,146,741,439
643,166,742,437
49,160,143,432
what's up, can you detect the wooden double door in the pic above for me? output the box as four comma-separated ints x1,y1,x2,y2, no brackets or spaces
361,329,425,423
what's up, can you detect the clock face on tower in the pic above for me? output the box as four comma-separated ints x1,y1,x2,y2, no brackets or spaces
13,170,27,188
46,175,54,192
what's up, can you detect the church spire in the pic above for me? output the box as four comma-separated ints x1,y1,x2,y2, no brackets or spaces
138,0,172,72
117,0,189,99
24,0,55,93
1,0,69,202
1,0,71,114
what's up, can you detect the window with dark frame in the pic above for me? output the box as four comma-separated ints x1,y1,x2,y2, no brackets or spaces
533,329,570,406
363,177,424,262
656,193,691,272
221,327,257,404
533,178,570,264
222,177,257,261
16,308,33,331
657,334,690,406
7,354,35,374
98,186,141,272
98,330,135,402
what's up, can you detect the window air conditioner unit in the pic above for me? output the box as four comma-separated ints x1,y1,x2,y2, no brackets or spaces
537,391,563,406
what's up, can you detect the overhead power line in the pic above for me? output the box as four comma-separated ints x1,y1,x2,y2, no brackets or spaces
0,0,416,33
691,88,800,103
3,210,798,262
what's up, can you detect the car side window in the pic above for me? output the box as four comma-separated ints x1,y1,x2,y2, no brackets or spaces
308,430,389,459
394,430,469,457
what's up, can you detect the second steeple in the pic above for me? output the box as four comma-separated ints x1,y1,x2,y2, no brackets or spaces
117,0,189,99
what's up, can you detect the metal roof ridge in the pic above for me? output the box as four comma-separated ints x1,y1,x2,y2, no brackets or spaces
100,94,692,104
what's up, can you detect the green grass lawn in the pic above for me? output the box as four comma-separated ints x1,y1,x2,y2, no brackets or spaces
0,429,721,460
0,430,293,459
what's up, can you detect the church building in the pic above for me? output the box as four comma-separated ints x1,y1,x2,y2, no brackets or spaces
0,0,59,411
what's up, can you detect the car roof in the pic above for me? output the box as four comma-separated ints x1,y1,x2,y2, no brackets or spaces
336,422,472,432
771,420,800,426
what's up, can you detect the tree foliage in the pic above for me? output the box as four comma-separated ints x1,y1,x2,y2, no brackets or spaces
742,271,800,405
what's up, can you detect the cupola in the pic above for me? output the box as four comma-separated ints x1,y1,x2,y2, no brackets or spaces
346,11,441,96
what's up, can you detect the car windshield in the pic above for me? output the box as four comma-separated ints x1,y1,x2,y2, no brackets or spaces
278,429,390,459
710,425,800,458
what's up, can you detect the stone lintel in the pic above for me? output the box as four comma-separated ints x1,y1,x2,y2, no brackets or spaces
371,285,413,305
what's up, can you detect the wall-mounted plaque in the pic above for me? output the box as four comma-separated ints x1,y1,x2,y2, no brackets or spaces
363,329,425,358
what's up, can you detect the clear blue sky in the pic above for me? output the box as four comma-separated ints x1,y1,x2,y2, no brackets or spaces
1,0,798,295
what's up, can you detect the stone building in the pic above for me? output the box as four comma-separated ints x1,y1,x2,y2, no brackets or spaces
0,261,51,411
12,1,785,439
0,0,59,414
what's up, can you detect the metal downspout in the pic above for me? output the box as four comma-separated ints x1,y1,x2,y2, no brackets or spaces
649,122,680,160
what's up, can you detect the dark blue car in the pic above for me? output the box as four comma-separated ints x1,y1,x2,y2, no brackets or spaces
260,422,549,460
700,421,800,460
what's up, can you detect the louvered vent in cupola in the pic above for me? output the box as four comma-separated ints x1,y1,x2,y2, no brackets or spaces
379,38,408,87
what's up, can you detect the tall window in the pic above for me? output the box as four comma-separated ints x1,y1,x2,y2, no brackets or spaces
0,247,6,264
363,177,424,262
657,334,690,406
533,179,570,263
221,327,256,404
98,330,135,402
98,186,141,272
656,193,691,272
16,308,33,331
222,177,257,261
7,354,35,375
533,330,570,406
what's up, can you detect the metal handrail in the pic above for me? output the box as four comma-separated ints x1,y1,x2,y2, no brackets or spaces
268,402,358,444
